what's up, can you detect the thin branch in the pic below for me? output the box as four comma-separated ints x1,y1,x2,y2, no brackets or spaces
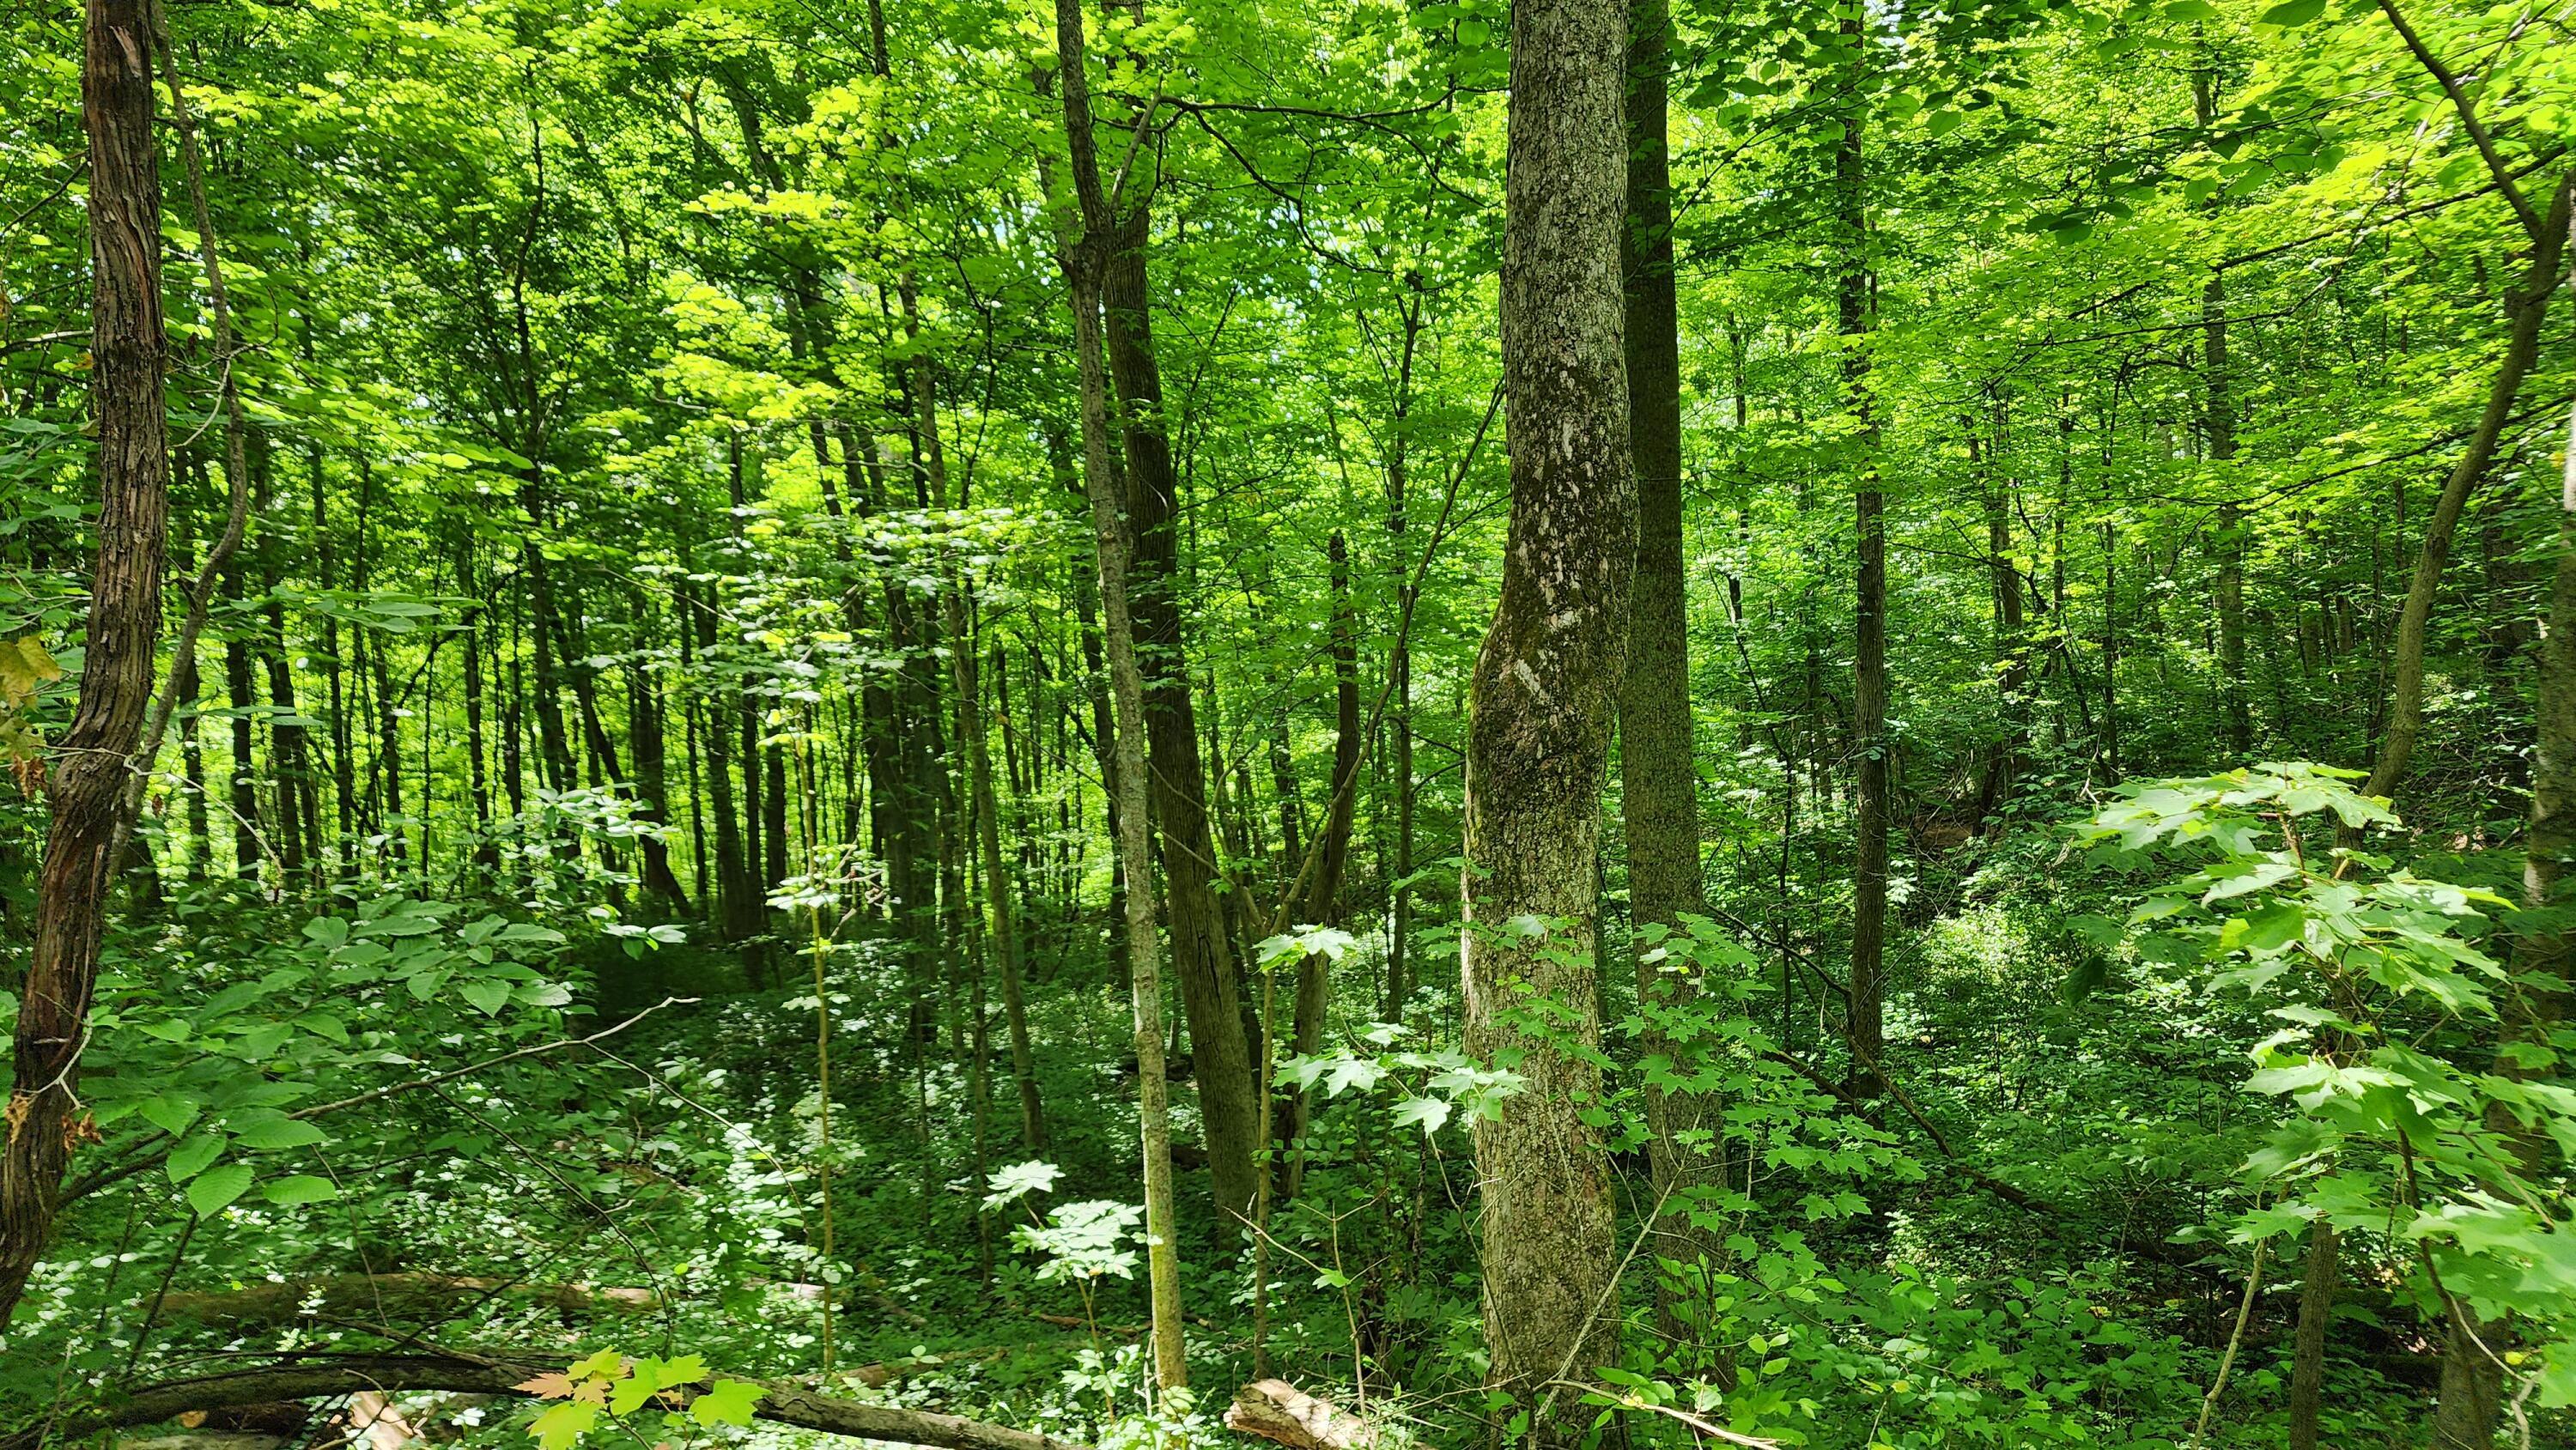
2376,0,2544,240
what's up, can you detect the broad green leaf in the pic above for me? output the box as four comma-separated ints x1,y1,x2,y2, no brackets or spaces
186,1162,255,1217
690,1379,763,1429
166,1133,227,1183
262,1174,341,1205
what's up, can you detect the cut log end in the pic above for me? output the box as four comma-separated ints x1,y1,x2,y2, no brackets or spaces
1222,1380,1378,1450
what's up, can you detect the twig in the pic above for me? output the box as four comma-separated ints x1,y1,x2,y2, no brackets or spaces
292,998,695,1120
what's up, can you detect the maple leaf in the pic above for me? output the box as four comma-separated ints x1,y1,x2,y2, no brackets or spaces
513,1373,576,1399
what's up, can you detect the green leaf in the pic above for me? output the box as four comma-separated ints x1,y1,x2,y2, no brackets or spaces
690,1379,763,1429
1392,1095,1451,1136
461,978,513,1016
186,1162,256,1217
262,1174,341,1206
530,1399,599,1450
231,1113,327,1150
138,1095,202,1139
166,1132,227,1183
2258,0,2328,22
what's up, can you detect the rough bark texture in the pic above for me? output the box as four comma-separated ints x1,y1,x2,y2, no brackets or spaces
1461,0,1632,1436
1617,0,1710,1336
0,0,168,1329
2287,1221,2338,1450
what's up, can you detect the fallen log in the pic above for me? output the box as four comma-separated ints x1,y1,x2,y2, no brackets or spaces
3,1352,1086,1450
1222,1380,1378,1450
155,1274,660,1330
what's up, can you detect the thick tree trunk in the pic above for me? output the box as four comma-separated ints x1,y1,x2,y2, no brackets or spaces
1617,0,1711,1338
1463,0,1632,1435
1099,189,1262,1225
0,0,169,1326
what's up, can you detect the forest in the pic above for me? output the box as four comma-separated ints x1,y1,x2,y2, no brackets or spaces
1,0,2573,1443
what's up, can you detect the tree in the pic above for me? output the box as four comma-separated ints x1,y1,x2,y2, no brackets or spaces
0,0,168,1326
1461,0,1633,1435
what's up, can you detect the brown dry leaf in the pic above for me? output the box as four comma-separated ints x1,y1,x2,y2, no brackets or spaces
178,1412,209,1428
513,1373,577,1399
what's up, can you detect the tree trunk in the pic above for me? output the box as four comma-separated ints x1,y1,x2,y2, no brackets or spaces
952,592,1046,1150
1463,0,1632,1435
2429,379,2576,1450
2287,1221,2339,1450
220,551,264,880
1840,21,1889,1098
1617,0,1711,1338
2360,173,2571,812
1097,173,1262,1226
1283,530,1362,1196
1052,0,1187,1385
0,0,169,1326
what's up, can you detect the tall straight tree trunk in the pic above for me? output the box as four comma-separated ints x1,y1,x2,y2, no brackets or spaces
1839,18,1890,1097
459,538,495,868
1054,0,1186,1386
220,553,264,880
0,0,169,1325
951,592,1046,1149
1617,0,1710,1334
2360,173,2571,813
1094,163,1262,1222
248,438,307,885
1463,0,1632,1435
179,644,211,883
318,458,355,857
2190,48,2253,760
1282,530,1362,1198
681,514,759,956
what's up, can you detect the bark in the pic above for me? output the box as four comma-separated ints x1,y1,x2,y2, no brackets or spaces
1839,20,1889,1098
5,1356,1091,1450
1053,0,1188,1390
220,553,264,878
1282,530,1362,1197
0,0,169,1326
1223,1380,1380,1450
681,508,759,951
1617,0,1710,1334
1091,112,1262,1225
2429,369,2576,1450
1462,0,1632,1435
2360,173,2571,812
952,592,1047,1150
2287,1221,2339,1450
